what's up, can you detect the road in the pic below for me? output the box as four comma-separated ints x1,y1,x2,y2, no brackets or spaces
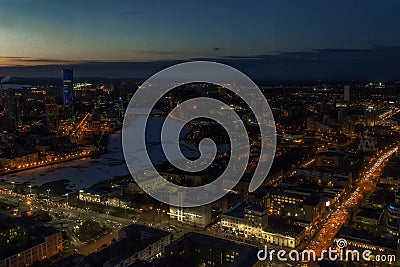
378,108,400,125
302,142,400,266
0,190,132,255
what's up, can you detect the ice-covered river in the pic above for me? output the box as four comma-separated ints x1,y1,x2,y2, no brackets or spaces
2,116,225,190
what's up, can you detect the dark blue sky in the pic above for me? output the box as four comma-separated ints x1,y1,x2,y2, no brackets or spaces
0,0,399,80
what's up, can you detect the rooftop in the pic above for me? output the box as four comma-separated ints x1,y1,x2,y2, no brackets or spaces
356,208,382,221
336,226,398,250
165,232,259,267
223,203,266,219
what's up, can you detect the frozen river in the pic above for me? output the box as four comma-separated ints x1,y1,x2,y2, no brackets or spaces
2,116,222,191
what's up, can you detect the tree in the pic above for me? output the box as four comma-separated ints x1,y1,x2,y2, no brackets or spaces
78,219,103,242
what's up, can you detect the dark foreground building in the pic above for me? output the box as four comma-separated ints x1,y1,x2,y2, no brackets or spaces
0,215,62,267
158,232,265,267
56,224,171,267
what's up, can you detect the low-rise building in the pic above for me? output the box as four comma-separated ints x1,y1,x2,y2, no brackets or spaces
296,167,352,188
79,189,105,203
335,226,399,265
316,151,345,168
168,204,212,227
221,203,307,248
221,203,268,238
249,186,325,224
0,215,62,267
0,153,39,169
56,224,172,267
260,221,306,249
107,195,131,208
79,185,121,204
354,207,383,229
163,232,265,267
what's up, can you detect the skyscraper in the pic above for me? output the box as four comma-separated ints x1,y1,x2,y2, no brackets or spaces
344,85,352,102
4,88,22,131
45,104,60,132
62,68,74,105
365,105,377,126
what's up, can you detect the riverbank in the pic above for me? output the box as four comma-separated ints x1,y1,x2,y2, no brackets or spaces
1,129,128,189
0,149,105,177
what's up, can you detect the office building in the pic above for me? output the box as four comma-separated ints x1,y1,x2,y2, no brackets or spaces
4,88,22,131
62,67,74,106
249,186,325,224
221,203,306,248
365,105,378,127
221,203,268,238
344,85,352,102
387,186,400,235
45,104,59,132
168,204,212,227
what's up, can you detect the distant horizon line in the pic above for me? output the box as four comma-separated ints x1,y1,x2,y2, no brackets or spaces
1,76,399,85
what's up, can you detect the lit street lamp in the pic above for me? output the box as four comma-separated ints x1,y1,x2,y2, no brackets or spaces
47,189,51,211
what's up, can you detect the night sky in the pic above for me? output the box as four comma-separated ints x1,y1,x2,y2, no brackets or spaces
0,0,399,80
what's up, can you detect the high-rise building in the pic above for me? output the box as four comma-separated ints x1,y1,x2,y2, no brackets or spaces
4,88,21,131
337,108,347,122
45,103,60,132
344,85,352,102
365,105,378,126
62,68,74,105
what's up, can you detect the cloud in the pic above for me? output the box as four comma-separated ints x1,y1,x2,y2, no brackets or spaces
0,46,399,81
19,58,75,63
0,56,31,59
0,57,88,65
121,10,142,15
217,46,400,81
136,50,176,55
